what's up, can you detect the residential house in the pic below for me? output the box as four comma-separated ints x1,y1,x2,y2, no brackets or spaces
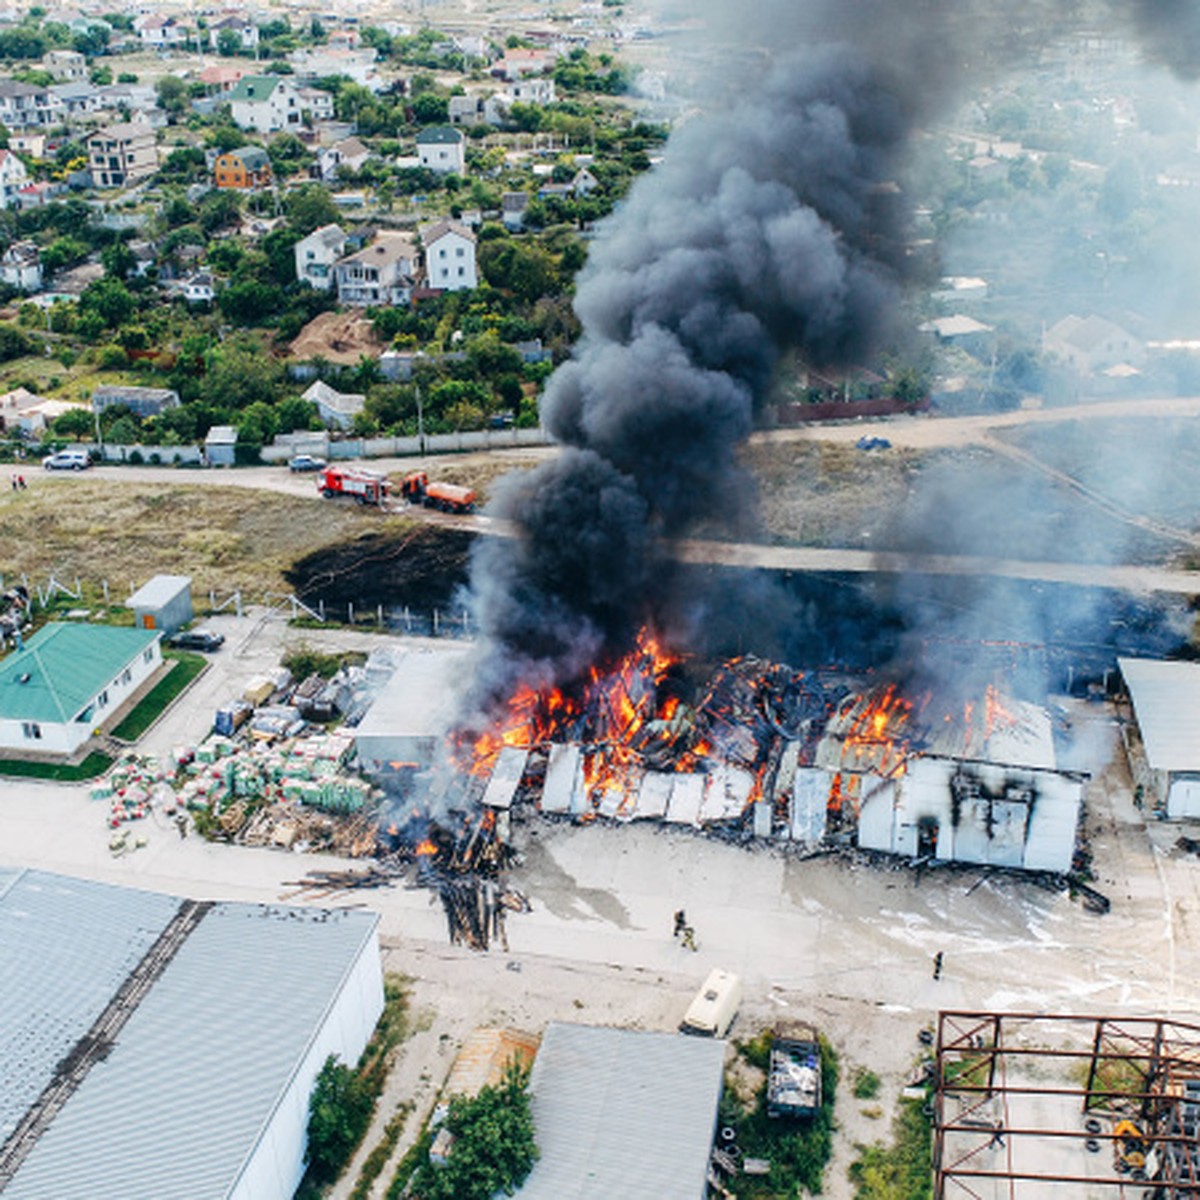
0,82,60,129
289,48,382,92
501,190,529,231
1043,314,1146,374
318,136,370,182
918,314,995,356
0,386,46,431
507,76,555,105
572,167,599,196
48,80,101,120
334,231,418,306
87,121,157,188
208,13,259,52
228,75,303,134
16,181,64,209
0,150,29,206
43,49,87,81
294,223,346,290
7,132,44,158
12,397,80,436
302,379,365,429
421,220,477,292
197,64,247,93
297,86,335,121
416,126,465,175
128,239,156,278
448,94,484,126
91,385,180,418
213,145,272,189
0,241,41,290
491,47,557,80
181,272,215,303
133,13,192,49
0,623,162,756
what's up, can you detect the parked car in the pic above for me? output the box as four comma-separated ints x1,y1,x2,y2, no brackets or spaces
288,454,327,473
42,449,92,471
167,629,225,652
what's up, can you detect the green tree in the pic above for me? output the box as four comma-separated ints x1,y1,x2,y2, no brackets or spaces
410,1063,537,1200
217,279,285,326
305,1057,374,1184
106,413,142,445
155,74,189,117
411,92,448,124
276,395,320,433
78,277,135,328
51,406,94,441
100,239,136,280
235,399,279,445
217,28,241,57
284,184,339,235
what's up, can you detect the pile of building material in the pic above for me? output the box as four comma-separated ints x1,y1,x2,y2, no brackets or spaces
93,755,179,828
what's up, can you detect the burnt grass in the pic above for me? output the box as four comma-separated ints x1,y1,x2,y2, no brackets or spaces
285,526,475,613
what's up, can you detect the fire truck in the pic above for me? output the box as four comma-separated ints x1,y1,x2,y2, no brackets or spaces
317,465,390,506
400,471,478,514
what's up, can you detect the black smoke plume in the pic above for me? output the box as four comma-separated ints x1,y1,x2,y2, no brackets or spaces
464,0,1200,719
467,45,920,712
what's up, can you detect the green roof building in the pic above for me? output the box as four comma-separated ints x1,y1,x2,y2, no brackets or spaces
0,623,162,755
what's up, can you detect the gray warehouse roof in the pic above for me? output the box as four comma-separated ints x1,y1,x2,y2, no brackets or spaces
514,1023,725,1200
1,869,379,1200
354,646,472,743
1120,657,1200,771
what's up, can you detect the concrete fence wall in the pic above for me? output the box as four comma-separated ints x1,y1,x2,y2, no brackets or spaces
260,426,549,463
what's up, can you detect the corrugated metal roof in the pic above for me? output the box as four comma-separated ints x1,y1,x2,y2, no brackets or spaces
1120,657,1200,771
515,1023,725,1200
0,871,180,1141
0,623,160,722
127,574,191,610
4,874,378,1200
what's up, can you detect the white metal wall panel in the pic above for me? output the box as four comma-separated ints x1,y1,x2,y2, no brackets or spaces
1168,778,1200,820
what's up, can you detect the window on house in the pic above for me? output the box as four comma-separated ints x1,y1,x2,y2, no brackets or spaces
97,690,108,707
456,248,464,257
143,647,154,662
439,248,446,258
121,668,132,684
22,722,40,739
458,267,464,276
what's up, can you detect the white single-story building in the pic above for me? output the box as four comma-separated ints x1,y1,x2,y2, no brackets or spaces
1120,656,1200,819
0,867,383,1200
128,574,193,636
302,378,365,430
0,622,162,755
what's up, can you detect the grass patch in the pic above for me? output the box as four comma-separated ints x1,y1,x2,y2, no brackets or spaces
110,651,207,741
853,1068,882,1100
0,750,112,780
295,975,411,1197
849,1094,933,1200
350,1103,413,1200
721,1033,839,1199
283,644,367,681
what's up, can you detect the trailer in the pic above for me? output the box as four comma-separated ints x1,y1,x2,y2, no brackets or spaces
400,471,477,514
766,1023,823,1119
318,466,390,507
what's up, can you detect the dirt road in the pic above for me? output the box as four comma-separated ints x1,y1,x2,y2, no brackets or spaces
68,395,1200,595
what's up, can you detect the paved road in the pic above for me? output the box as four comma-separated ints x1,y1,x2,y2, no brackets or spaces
45,395,1200,595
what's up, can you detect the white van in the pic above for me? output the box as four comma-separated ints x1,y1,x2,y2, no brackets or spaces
679,968,742,1038
42,449,92,471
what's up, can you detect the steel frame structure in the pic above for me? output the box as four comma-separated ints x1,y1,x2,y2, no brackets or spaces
933,1011,1200,1198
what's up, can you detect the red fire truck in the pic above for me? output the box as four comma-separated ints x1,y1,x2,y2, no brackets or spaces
317,466,390,507
400,471,478,514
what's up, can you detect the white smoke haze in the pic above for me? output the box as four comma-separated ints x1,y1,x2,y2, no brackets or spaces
463,0,1200,720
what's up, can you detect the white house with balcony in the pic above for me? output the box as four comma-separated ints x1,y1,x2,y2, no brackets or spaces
416,126,465,175
229,75,304,134
0,150,29,207
421,220,477,292
334,231,417,306
294,223,346,291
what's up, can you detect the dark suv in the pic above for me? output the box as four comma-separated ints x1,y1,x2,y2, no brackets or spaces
167,629,225,652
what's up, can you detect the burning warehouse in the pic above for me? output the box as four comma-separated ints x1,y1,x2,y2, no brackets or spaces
450,634,1085,877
